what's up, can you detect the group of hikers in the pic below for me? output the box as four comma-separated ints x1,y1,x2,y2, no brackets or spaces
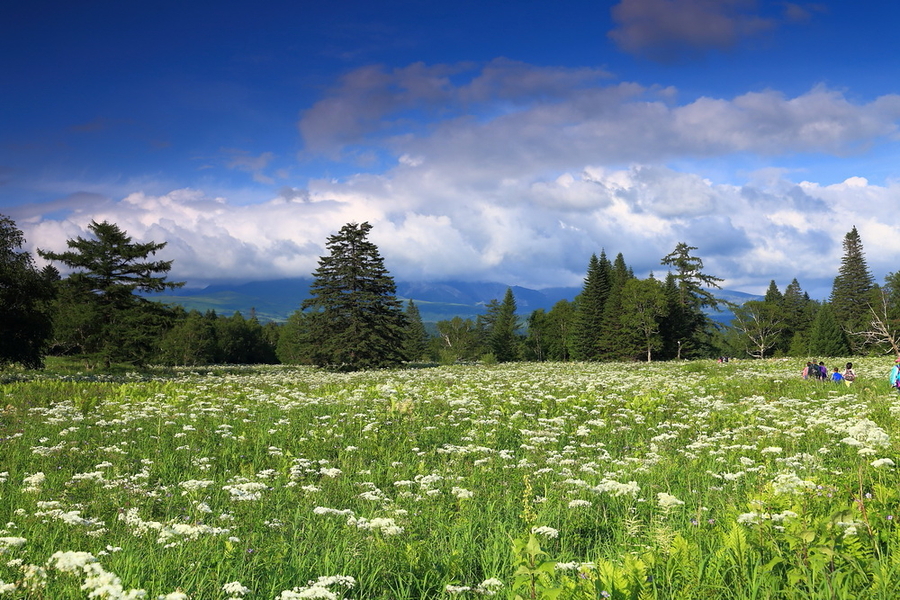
802,361,856,384
803,358,900,391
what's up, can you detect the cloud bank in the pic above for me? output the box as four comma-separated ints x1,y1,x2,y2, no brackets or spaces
14,60,900,299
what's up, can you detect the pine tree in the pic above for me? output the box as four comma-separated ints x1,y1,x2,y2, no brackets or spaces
1,215,56,368
830,226,875,351
598,253,633,360
38,220,183,367
572,252,612,360
807,303,850,357
659,243,723,358
782,279,813,355
480,288,519,362
403,300,430,362
301,222,407,370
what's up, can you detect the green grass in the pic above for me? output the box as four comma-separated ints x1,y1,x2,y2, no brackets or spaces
1,358,899,598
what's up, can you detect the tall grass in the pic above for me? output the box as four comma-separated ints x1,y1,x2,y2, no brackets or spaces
0,358,898,598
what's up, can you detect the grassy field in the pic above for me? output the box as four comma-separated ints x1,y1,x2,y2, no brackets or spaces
1,358,900,599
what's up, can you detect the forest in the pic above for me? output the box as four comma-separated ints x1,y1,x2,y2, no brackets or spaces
2,214,898,371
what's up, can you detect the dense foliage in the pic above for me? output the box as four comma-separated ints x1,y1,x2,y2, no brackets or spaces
0,215,55,368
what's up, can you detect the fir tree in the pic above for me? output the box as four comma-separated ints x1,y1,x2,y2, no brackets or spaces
659,243,723,358
572,252,611,360
301,222,407,370
481,287,519,362
830,226,875,351
598,253,633,360
807,303,850,357
403,300,430,362
38,220,183,368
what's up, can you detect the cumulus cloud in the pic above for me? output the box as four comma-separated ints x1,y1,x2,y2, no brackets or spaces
16,60,900,298
19,166,900,299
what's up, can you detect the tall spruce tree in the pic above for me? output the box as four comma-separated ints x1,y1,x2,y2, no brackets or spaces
598,252,633,359
481,287,519,362
782,278,814,356
572,252,611,360
403,300,430,362
1,215,56,368
38,220,183,368
807,303,850,357
301,222,407,370
830,226,875,352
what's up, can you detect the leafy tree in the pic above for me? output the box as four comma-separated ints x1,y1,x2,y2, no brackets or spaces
619,277,668,361
525,300,576,361
659,243,724,359
301,222,407,370
572,252,611,360
807,303,850,357
731,300,785,359
0,215,56,368
830,226,876,351
434,316,480,363
403,300,431,362
215,312,277,364
157,309,218,366
38,220,183,368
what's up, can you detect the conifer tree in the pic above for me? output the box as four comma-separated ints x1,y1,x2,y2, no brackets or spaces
598,253,633,359
659,243,723,358
38,220,183,368
403,300,430,362
807,303,850,357
481,287,519,362
301,222,407,370
572,252,611,360
830,226,875,351
782,279,813,355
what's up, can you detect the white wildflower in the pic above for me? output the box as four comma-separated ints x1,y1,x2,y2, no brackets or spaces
531,526,558,539
871,458,895,468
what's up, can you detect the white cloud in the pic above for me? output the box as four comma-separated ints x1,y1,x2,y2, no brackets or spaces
15,61,900,298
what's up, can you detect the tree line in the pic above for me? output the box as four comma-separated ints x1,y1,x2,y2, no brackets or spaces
2,214,897,371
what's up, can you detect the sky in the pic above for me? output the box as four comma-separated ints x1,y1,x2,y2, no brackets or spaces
4,0,900,299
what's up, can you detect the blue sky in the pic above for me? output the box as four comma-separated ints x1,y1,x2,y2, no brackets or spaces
4,0,900,298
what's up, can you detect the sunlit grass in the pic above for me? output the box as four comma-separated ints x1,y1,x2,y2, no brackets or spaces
1,358,899,598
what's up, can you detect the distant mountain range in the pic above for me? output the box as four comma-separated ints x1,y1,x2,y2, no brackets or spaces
151,278,762,325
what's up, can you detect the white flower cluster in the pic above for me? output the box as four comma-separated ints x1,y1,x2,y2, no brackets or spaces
445,578,503,596
276,575,355,600
347,516,404,536
46,550,147,599
771,472,816,495
656,492,685,510
222,580,251,599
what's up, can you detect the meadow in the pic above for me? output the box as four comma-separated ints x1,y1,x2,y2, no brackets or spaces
1,358,900,599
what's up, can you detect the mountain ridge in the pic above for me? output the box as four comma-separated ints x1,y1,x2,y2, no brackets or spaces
152,278,761,324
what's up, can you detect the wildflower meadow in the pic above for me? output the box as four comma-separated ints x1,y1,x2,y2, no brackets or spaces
2,358,900,599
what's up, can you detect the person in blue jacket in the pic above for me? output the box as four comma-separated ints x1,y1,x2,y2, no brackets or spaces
890,358,900,391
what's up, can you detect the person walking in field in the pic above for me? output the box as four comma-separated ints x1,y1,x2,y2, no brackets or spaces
890,358,900,391
843,362,856,385
831,367,843,384
802,361,813,379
